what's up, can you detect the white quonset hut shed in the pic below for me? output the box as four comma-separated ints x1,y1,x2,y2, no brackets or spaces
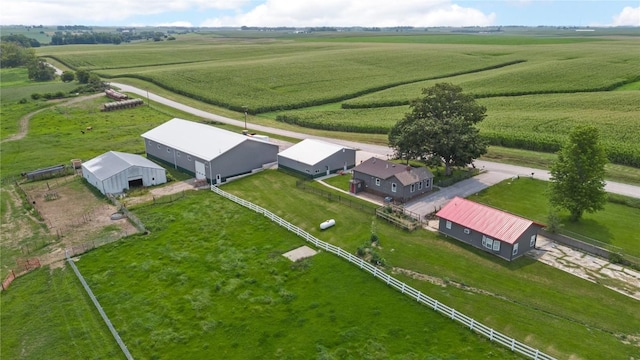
277,139,356,178
141,118,279,184
82,151,167,195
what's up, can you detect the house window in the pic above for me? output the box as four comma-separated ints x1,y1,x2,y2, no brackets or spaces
463,228,470,235
513,243,519,256
482,235,495,250
167,147,171,153
530,234,536,247
418,181,423,190
493,240,501,252
410,184,415,193
391,183,397,192
177,151,181,157
425,179,430,187
375,178,380,186
187,155,191,161
445,221,452,230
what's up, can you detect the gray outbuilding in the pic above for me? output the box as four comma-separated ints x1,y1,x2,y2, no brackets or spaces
141,118,279,184
277,139,356,178
82,151,167,195
436,197,544,261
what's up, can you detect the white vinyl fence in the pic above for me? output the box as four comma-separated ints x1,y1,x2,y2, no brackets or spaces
211,185,555,360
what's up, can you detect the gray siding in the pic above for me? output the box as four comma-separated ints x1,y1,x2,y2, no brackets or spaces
278,148,355,178
145,138,277,183
438,219,539,261
352,171,432,202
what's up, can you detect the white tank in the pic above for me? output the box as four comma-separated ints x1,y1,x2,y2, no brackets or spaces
320,219,336,230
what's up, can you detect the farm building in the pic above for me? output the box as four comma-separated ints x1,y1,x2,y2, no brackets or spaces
436,197,544,261
82,151,167,195
350,157,433,203
277,139,356,178
141,118,278,184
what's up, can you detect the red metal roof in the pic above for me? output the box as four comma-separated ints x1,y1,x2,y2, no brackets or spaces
436,197,542,244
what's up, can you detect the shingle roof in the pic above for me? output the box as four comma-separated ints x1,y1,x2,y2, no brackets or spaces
141,118,273,161
353,157,433,183
278,139,353,166
82,151,163,181
436,197,543,244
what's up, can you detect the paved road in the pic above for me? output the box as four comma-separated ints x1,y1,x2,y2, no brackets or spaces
113,83,640,204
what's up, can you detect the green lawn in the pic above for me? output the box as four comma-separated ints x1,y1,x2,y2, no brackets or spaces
0,267,122,359
468,177,640,257
71,191,519,359
221,170,640,359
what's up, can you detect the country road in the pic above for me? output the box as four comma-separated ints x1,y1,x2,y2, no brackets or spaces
111,82,640,199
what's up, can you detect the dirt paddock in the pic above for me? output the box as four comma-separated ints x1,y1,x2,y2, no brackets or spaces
18,175,137,266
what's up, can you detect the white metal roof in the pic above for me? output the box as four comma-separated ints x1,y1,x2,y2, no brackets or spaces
278,139,353,166
141,118,270,161
82,151,164,181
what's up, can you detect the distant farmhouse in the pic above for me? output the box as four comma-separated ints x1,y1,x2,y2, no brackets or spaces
436,197,544,261
277,139,356,178
350,157,433,203
141,118,278,185
82,151,166,195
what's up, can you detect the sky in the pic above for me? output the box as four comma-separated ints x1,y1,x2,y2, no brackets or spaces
1,0,639,28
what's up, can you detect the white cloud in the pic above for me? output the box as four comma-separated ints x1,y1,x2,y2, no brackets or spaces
0,0,246,25
202,0,495,27
611,6,640,26
157,21,194,28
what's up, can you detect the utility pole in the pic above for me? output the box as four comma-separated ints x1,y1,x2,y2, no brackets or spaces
242,105,248,130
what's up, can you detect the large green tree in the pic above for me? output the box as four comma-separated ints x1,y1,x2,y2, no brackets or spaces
549,126,608,222
388,83,487,175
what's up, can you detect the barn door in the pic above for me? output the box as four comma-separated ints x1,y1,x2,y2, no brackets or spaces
194,161,206,180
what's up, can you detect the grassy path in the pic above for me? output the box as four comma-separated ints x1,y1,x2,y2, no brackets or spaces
1,93,104,144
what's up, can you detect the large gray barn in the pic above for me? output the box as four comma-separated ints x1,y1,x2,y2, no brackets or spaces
277,139,356,178
82,151,167,195
141,118,279,184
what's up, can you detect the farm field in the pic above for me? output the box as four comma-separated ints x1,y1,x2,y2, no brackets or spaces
1,29,639,359
35,31,640,167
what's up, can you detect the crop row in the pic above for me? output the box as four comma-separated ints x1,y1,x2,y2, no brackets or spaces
275,90,640,166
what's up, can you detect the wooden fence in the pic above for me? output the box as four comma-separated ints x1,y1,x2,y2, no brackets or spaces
211,184,555,360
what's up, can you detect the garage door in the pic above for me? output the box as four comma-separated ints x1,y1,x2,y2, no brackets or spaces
195,161,206,180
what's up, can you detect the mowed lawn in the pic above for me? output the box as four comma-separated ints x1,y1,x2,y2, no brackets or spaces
468,177,640,258
221,170,640,359
69,191,520,359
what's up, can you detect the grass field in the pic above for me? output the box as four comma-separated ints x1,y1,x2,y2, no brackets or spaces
221,170,640,359
70,190,521,359
0,267,122,359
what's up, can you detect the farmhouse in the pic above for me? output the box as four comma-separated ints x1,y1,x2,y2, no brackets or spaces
436,197,544,261
141,118,278,184
82,151,167,195
277,139,356,178
350,157,433,203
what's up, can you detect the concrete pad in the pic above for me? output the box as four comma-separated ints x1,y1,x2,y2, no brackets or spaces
283,245,318,262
